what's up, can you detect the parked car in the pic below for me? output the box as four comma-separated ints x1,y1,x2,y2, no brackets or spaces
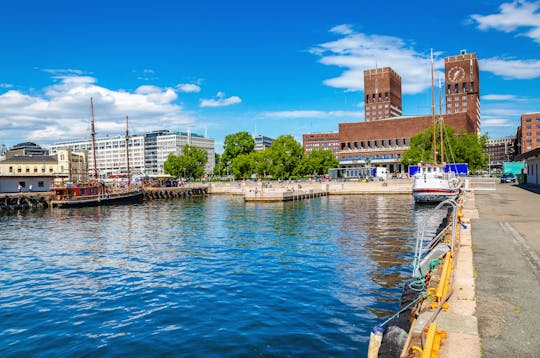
500,173,517,183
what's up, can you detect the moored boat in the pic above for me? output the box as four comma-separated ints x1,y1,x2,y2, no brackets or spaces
412,163,460,203
50,182,143,208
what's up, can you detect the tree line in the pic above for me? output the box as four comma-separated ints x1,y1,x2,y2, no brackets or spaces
163,126,487,180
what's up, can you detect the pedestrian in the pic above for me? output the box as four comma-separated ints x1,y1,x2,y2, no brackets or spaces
17,184,22,193
29,185,32,193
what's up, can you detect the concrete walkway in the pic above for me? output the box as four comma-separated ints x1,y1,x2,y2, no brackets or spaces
472,183,540,357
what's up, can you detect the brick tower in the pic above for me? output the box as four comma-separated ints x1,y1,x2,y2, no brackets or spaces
445,50,480,133
364,67,402,122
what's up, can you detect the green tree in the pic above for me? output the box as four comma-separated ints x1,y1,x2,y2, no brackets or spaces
231,153,253,179
251,149,273,178
163,144,208,179
295,149,338,176
400,124,486,171
268,135,303,179
213,153,226,177
222,131,255,170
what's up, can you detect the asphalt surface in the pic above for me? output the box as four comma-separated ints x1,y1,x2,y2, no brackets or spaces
472,183,540,357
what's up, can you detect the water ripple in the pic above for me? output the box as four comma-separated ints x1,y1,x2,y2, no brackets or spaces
0,195,434,356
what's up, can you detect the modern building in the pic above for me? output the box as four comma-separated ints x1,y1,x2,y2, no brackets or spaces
0,144,7,160
302,132,340,158
364,67,402,121
484,136,515,171
156,130,215,175
519,112,540,153
4,142,49,159
50,130,215,177
445,50,481,133
253,135,274,151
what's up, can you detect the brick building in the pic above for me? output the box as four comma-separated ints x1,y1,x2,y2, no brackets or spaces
302,132,340,158
484,136,515,171
338,112,476,173
519,112,540,153
364,67,402,121
302,50,481,174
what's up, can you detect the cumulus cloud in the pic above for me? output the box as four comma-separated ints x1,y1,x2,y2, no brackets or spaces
200,91,242,107
480,57,540,79
0,74,196,146
470,1,540,43
262,110,363,119
310,24,440,94
176,83,201,93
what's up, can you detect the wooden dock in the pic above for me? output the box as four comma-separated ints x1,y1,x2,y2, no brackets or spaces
244,188,328,202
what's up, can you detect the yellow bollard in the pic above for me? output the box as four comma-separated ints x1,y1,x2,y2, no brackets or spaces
431,253,451,310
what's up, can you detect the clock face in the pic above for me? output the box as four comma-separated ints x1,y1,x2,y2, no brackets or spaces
447,66,465,82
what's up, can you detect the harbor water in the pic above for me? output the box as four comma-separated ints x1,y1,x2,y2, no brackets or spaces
1,195,432,356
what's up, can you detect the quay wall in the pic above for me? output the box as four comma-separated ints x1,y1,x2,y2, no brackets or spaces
208,179,412,196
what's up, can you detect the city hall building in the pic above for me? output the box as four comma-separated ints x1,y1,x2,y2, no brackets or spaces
304,50,480,175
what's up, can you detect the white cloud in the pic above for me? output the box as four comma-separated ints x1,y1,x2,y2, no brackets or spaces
0,75,196,146
0,83,13,88
482,94,518,101
176,83,201,93
482,118,516,127
470,1,540,43
200,92,242,108
480,57,540,79
42,68,85,75
310,25,441,94
262,110,363,119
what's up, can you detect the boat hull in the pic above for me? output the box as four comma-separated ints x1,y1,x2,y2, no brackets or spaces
50,191,144,208
413,188,459,203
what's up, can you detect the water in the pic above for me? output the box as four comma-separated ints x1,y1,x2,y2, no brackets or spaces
0,195,430,356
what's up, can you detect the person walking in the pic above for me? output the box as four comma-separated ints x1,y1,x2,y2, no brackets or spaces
28,184,33,193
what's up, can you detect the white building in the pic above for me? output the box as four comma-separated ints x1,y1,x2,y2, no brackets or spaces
157,131,215,175
49,130,214,177
254,135,274,151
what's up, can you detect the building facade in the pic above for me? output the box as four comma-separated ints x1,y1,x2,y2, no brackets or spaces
4,142,49,159
445,50,481,133
156,131,215,175
302,132,340,158
520,112,540,153
364,67,402,121
254,135,274,151
484,136,514,171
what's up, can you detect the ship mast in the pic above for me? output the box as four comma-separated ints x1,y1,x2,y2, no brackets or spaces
431,49,437,164
90,97,99,180
125,115,131,188
439,78,445,163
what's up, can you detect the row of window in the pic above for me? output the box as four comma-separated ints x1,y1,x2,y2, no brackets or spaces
525,132,540,136
524,124,540,129
341,153,403,161
447,82,475,94
8,167,54,174
341,138,409,150
524,117,540,122
366,92,389,103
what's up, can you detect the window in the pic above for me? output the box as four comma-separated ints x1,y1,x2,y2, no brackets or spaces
38,181,44,188
404,138,409,145
361,141,365,148
463,83,467,92
389,139,393,146
375,140,379,147
34,168,38,173
354,141,358,149
396,138,401,146
382,139,386,147
19,182,26,188
26,168,30,173
527,132,532,136
9,166,13,173
470,82,474,92
525,118,532,122
368,140,372,148
447,85,451,94
455,84,459,93
49,168,53,173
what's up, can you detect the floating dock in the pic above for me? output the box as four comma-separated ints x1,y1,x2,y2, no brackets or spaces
244,188,328,202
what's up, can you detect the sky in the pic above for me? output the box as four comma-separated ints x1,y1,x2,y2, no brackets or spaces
1,0,540,152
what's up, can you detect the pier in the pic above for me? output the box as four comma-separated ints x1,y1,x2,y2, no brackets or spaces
244,188,328,202
142,185,208,200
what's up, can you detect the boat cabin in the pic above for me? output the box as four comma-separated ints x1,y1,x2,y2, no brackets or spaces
50,184,100,200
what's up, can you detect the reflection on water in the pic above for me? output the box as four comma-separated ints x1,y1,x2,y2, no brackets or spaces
0,195,430,356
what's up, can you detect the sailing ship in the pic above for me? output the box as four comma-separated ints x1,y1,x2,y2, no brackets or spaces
50,98,144,208
412,52,461,203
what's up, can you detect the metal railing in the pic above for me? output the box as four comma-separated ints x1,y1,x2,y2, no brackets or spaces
412,199,458,278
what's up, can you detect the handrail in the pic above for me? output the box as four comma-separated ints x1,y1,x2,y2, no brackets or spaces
412,198,458,278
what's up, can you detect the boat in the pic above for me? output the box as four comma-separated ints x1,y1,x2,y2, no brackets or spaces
412,51,461,203
50,98,144,208
50,182,143,208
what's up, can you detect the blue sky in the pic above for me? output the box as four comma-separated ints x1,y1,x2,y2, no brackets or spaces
1,0,540,152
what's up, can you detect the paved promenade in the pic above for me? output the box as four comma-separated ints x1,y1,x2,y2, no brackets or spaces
471,183,540,357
